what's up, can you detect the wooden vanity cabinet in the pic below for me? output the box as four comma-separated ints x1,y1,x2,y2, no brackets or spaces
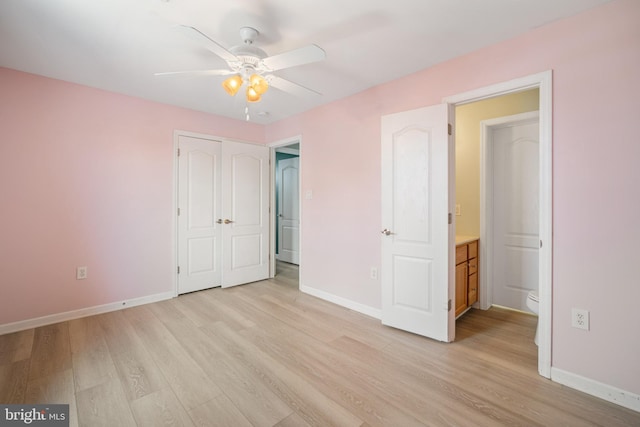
455,239,479,317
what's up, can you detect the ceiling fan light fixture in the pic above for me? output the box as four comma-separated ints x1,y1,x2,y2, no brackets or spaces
246,86,261,102
249,74,269,95
222,74,242,96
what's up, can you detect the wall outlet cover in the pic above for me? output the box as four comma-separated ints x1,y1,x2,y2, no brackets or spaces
76,266,88,280
571,308,589,330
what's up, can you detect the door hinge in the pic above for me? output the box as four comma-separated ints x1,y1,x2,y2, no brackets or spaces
177,208,180,216
177,148,181,157
448,213,452,224
540,240,543,248
448,123,452,136
177,266,180,274
448,299,452,311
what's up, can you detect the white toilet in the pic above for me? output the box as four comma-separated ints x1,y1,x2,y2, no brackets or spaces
526,290,540,346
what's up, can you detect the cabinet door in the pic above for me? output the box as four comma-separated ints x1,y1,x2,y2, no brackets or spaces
455,262,468,317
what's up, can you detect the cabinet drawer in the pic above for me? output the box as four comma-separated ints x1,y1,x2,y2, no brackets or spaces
468,240,478,259
468,257,478,275
468,273,478,305
456,245,467,265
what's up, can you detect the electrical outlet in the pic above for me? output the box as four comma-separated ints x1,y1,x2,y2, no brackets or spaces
76,266,88,280
571,308,589,330
370,267,378,280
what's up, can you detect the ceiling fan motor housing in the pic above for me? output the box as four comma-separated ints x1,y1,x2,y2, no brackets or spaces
239,27,259,44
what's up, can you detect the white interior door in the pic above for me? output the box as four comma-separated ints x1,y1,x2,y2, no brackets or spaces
221,142,270,287
277,157,300,264
381,104,454,342
177,136,222,294
489,112,539,310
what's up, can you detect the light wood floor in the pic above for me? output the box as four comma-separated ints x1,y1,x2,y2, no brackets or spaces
1,262,639,426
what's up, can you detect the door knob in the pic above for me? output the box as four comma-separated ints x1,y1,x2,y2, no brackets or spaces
224,219,234,224
381,228,392,236
216,219,223,224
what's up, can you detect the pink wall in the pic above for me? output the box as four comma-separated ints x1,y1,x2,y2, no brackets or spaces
0,68,264,324
1,0,638,399
268,0,640,394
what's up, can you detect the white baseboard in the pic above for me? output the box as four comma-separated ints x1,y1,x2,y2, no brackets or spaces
551,367,640,413
300,284,382,320
0,291,175,335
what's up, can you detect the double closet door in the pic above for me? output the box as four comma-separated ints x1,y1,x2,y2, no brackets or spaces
177,135,269,294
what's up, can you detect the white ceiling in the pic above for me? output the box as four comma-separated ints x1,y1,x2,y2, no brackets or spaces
0,0,611,124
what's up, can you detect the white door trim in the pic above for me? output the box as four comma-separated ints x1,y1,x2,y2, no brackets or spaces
267,135,302,282
443,70,553,378
480,111,540,310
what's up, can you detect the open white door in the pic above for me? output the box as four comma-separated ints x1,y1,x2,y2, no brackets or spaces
381,104,454,342
221,142,270,287
177,136,223,293
277,157,300,264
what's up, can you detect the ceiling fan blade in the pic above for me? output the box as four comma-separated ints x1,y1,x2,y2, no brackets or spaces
262,44,326,71
177,25,238,63
154,69,235,77
267,75,322,97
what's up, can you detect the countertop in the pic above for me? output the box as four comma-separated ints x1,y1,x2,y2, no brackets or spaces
456,235,479,245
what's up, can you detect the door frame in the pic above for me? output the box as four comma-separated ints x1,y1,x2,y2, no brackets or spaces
443,70,552,378
268,135,302,281
481,111,540,310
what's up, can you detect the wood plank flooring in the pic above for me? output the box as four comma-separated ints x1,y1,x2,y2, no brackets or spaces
1,261,639,426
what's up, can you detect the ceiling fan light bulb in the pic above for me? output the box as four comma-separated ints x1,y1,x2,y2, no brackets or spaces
246,86,261,102
249,74,269,95
222,75,243,96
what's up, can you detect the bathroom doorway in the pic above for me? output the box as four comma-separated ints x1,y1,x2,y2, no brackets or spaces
445,71,552,378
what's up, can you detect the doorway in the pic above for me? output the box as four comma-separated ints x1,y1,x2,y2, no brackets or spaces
454,91,540,311
445,71,552,378
269,136,302,284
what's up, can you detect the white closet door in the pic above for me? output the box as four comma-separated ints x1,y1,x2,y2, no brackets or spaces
177,136,222,294
177,136,269,293
221,142,270,287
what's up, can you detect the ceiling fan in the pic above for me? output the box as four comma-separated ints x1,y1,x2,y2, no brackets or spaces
156,25,326,105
